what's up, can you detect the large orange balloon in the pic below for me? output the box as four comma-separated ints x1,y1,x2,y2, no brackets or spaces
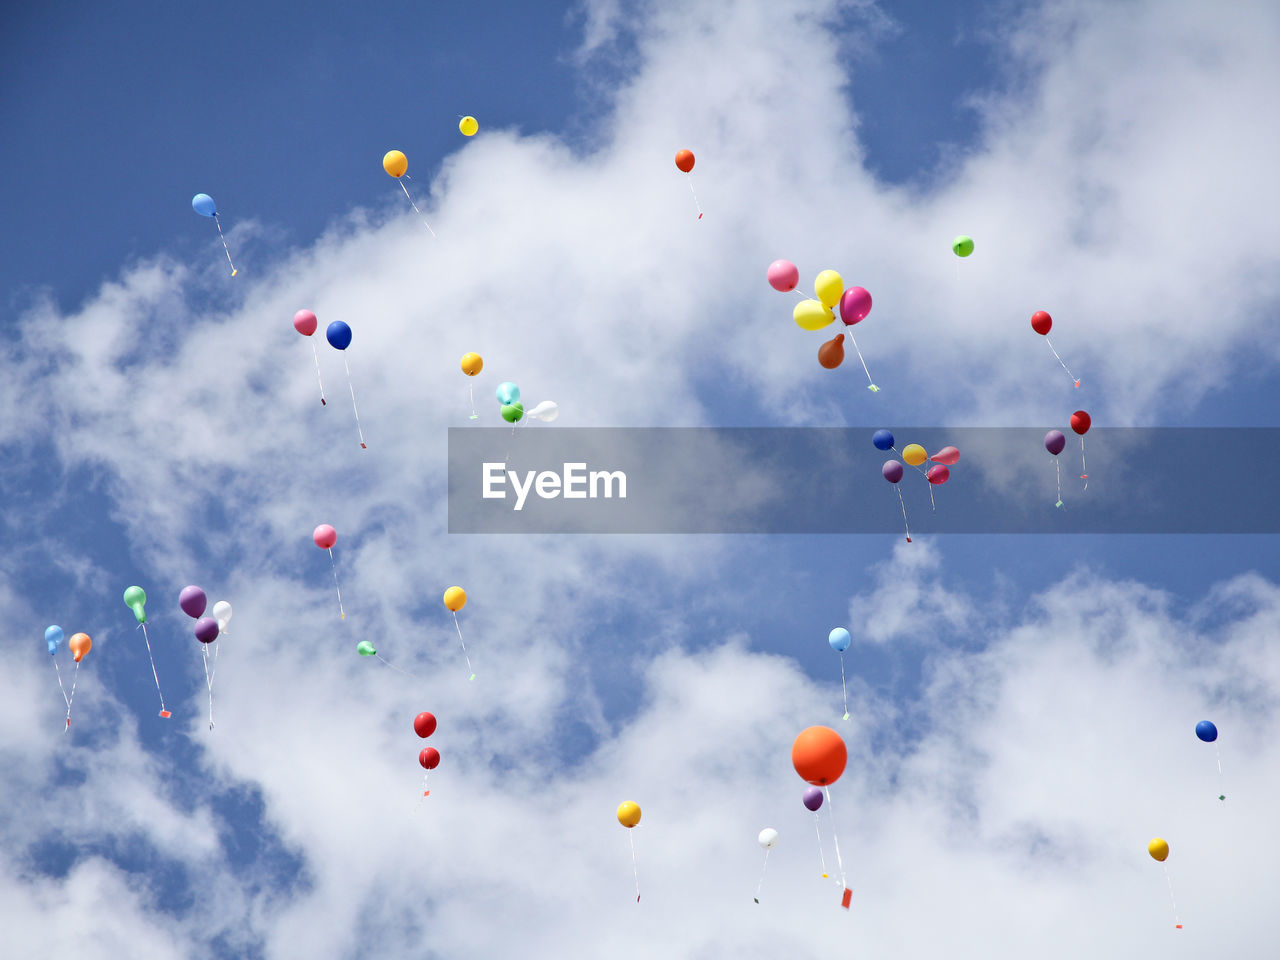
69,632,92,663
674,149,695,173
792,725,847,785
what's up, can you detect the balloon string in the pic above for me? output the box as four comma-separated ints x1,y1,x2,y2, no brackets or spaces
343,354,367,449
468,385,478,420
138,623,168,716
846,333,878,391
1043,337,1078,387
824,786,846,887
376,653,418,680
1080,436,1088,491
813,812,829,878
686,174,703,220
53,659,71,730
452,612,476,681
754,848,770,902
310,339,327,405
212,214,238,276
65,661,80,731
839,653,849,721
421,770,431,800
894,486,911,542
629,829,641,902
1055,458,1063,508
1164,863,1182,928
328,548,346,620
1215,742,1225,799
399,177,437,237
201,642,216,730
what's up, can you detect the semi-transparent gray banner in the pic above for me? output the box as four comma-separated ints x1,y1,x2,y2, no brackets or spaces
447,428,1278,534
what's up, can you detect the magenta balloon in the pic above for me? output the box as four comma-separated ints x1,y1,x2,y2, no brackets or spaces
930,445,960,465
882,460,904,483
927,464,950,485
194,617,220,644
313,524,337,549
767,259,799,292
803,786,824,811
1044,430,1066,456
293,309,318,336
179,585,207,619
839,286,872,325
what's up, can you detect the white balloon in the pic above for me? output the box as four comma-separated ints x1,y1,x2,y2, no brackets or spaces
212,600,232,634
527,400,559,422
758,827,779,849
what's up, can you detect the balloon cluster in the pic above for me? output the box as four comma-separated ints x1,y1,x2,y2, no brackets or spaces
293,309,368,447
415,710,440,796
493,379,559,425
180,584,231,729
1043,410,1091,506
767,261,879,390
44,624,92,730
872,429,962,540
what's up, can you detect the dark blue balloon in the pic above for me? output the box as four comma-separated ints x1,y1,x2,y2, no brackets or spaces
326,321,352,350
1195,720,1218,743
872,429,894,451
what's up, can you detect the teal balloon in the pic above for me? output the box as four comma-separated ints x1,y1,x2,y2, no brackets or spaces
45,625,64,656
496,381,520,405
192,193,217,218
357,640,376,656
829,628,851,652
123,585,147,624
501,401,524,423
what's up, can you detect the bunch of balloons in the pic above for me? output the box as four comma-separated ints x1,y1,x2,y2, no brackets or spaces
292,310,367,447
44,624,91,730
415,710,440,797
792,725,852,908
768,261,879,391
873,429,962,540
179,585,228,730
496,381,523,424
1044,411,1091,504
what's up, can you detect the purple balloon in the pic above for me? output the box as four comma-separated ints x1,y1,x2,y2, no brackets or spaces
194,617,220,644
803,786,824,811
1044,430,1066,456
882,460,904,483
179,585,207,619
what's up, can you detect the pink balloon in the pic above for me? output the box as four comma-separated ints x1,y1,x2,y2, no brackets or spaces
313,524,337,549
930,446,960,465
767,260,799,292
926,464,950,485
839,286,872,325
293,309,318,336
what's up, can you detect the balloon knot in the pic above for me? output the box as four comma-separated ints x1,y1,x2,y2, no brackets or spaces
159,710,171,719
321,398,326,405
698,213,703,220
1073,380,1080,388
867,385,880,393
905,536,912,543
1055,500,1064,508
361,443,367,449
1219,794,1226,801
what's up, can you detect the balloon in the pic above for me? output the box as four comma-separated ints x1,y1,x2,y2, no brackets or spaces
356,640,376,656
383,150,408,178
927,464,950,485
460,353,483,377
501,401,524,423
829,627,851,652
839,286,872,326
414,712,437,738
443,586,467,612
1070,410,1091,435
419,747,441,770
872,429,895,451
194,617,219,644
69,632,91,663
930,446,960,465
817,333,845,369
212,600,232,632
459,116,479,136
802,786,824,811
293,309,318,336
313,524,337,549
1031,311,1052,336
1196,720,1218,743
814,270,844,309
617,801,642,828
674,150,694,173
1044,430,1066,455
792,726,847,786
882,460,904,483
767,260,799,292
326,321,352,351
952,235,974,257
179,585,207,619
123,585,147,624
794,299,835,331
758,828,779,850
1148,838,1169,862
191,193,217,218
527,400,559,421
45,625,63,656
496,381,520,405
902,444,927,466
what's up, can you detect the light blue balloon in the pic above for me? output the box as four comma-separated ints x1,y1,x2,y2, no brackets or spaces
45,624,64,656
829,627,851,652
496,381,520,405
192,193,217,218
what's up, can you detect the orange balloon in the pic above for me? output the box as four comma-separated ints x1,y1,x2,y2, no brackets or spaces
792,725,847,785
818,333,845,369
674,149,695,173
69,632,92,663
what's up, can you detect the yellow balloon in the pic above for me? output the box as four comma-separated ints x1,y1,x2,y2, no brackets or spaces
814,270,844,309
460,353,483,377
617,801,641,828
443,586,467,612
383,150,408,178
902,443,927,466
459,116,479,137
1148,838,1169,862
794,299,835,332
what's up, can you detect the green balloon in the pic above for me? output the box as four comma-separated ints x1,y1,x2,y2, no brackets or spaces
356,640,376,656
952,235,974,257
123,585,147,624
501,401,524,423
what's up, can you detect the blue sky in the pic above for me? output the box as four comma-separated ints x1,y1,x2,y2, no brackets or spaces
3,1,1280,957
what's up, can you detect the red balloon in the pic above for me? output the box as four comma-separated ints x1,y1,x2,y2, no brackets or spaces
1031,311,1052,336
413,712,437,738
791,726,847,786
419,747,440,770
929,445,960,465
927,464,950,485
674,149,695,173
1070,410,1091,435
